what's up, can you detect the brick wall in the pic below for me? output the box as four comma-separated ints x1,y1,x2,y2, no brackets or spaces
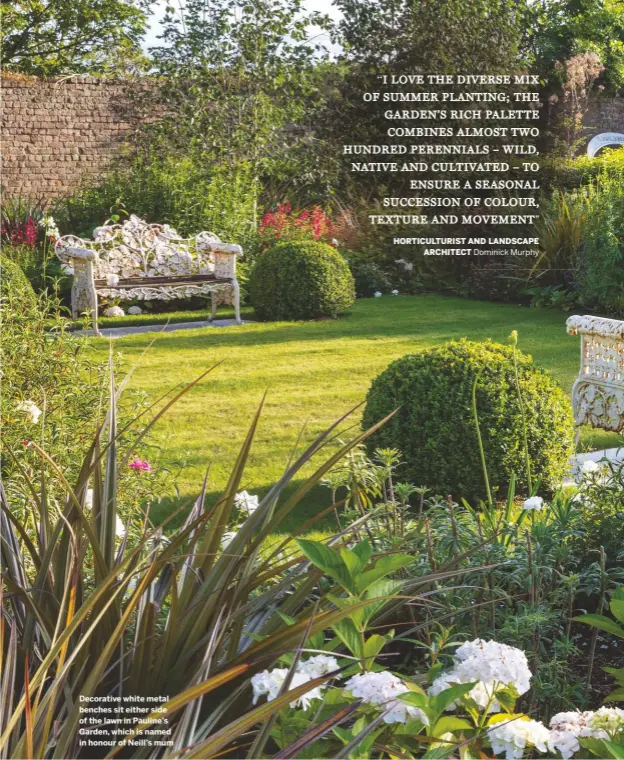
3,74,624,201
1,75,142,201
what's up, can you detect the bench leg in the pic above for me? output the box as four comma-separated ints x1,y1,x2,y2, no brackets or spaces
72,261,99,335
209,291,218,322
232,279,242,325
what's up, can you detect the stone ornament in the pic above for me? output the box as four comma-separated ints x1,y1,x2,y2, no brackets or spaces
55,215,242,334
567,314,624,433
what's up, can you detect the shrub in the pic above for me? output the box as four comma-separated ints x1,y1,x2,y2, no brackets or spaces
362,339,574,498
249,240,356,321
0,253,37,308
574,172,624,312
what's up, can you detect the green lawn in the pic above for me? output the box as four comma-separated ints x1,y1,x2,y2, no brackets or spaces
90,294,621,529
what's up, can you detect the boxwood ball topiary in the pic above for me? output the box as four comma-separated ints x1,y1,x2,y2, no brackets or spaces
362,339,574,498
249,241,355,321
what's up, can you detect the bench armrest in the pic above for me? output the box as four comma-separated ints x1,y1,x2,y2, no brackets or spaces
65,246,98,262
197,240,243,257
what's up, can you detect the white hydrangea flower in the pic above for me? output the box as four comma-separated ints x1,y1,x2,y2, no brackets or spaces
128,306,142,315
298,655,339,679
346,671,429,725
106,273,120,287
374,291,382,297
587,706,624,737
429,639,532,713
251,668,322,709
234,491,259,515
523,496,544,511
104,305,125,317
16,400,43,424
488,716,550,760
548,711,590,759
392,289,399,295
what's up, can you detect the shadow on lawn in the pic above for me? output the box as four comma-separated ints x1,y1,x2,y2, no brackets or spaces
113,295,573,355
148,480,344,535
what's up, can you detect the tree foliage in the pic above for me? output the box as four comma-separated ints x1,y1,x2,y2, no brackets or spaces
0,0,150,75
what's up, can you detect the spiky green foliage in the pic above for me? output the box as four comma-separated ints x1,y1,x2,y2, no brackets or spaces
1,361,471,758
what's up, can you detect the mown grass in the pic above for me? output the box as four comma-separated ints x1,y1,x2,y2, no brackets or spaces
89,294,622,530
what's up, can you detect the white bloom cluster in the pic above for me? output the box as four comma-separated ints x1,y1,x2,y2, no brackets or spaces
590,705,624,735
40,215,60,239
523,496,544,511
128,306,143,315
104,305,125,317
106,273,120,287
374,291,382,297
488,717,550,760
16,400,42,424
346,671,429,725
234,490,259,515
429,639,532,713
547,707,624,759
581,459,601,476
392,289,399,295
251,656,338,710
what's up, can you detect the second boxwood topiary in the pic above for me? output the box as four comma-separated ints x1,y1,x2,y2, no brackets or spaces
362,339,574,499
249,241,355,321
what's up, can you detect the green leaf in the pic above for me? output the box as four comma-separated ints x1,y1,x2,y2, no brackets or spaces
495,684,520,714
352,540,372,569
605,689,624,702
297,539,356,594
580,738,624,759
363,634,387,662
432,716,472,736
610,599,624,625
399,691,428,709
356,554,414,594
332,617,363,659
574,613,624,639
429,682,477,714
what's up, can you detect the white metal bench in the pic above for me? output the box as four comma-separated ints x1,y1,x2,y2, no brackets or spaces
566,314,624,434
55,215,242,335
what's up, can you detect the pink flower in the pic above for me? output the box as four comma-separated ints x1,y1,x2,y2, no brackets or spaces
129,457,153,473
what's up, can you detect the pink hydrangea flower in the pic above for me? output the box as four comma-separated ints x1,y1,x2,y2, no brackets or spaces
129,457,153,473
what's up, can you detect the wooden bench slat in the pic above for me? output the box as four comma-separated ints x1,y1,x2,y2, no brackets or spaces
94,274,233,290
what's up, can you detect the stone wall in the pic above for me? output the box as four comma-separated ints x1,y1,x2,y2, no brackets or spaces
583,95,624,136
1,75,141,201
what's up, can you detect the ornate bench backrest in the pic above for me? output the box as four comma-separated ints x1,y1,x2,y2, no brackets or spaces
566,314,624,432
56,215,222,279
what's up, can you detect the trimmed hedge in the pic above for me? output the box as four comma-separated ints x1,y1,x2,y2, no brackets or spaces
249,241,355,321
362,339,574,498
0,254,37,310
